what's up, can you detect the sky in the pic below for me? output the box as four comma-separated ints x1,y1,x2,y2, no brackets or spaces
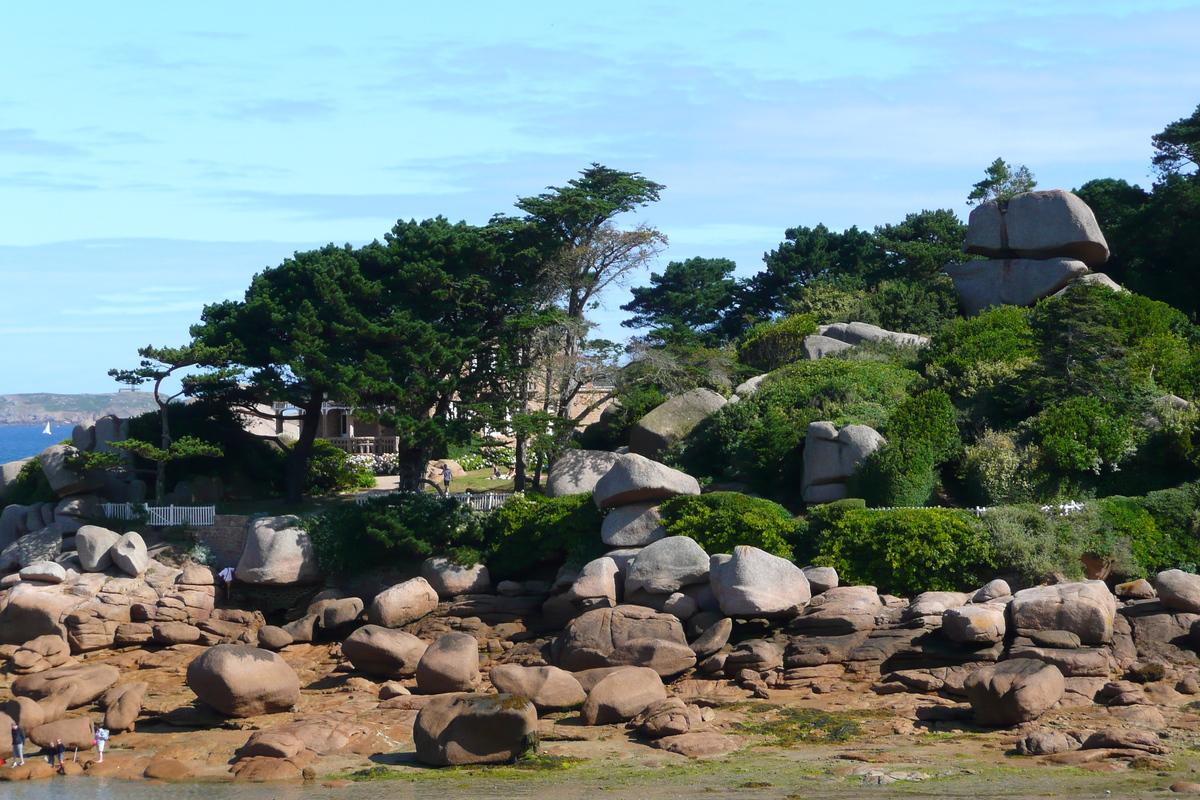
2,1,1198,394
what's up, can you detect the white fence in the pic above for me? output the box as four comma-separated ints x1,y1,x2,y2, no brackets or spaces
102,503,217,527
355,491,510,512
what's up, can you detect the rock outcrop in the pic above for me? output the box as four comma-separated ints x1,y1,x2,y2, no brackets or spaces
185,645,301,717
801,422,885,504
629,388,727,460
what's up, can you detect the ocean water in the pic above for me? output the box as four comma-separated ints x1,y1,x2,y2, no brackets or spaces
0,424,67,465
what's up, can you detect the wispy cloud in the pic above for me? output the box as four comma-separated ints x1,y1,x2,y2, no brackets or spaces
0,171,99,191
0,128,87,157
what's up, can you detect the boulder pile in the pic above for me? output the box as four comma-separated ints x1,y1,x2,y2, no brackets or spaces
946,189,1115,315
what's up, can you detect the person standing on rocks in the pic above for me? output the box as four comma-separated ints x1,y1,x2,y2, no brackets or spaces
51,738,66,769
94,725,109,763
9,723,25,766
218,565,235,604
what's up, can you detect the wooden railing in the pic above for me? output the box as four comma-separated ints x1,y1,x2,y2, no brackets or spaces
102,503,217,526
355,490,511,512
324,436,401,454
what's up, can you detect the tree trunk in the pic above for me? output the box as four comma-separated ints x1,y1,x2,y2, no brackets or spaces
154,373,172,503
513,434,527,492
284,396,324,504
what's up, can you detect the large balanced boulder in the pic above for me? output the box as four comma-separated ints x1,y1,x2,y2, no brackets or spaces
592,453,701,509
111,530,149,576
629,388,727,460
943,257,1089,317
710,546,811,617
545,450,622,498
415,632,481,694
342,625,428,678
601,502,666,547
963,659,1065,727
625,536,710,595
488,664,587,712
1009,581,1116,645
367,577,439,628
801,422,885,504
185,644,301,717
420,557,490,598
38,444,104,496
962,189,1110,268
1155,569,1200,614
413,693,538,766
75,525,121,572
581,667,667,725
235,516,322,585
556,605,690,671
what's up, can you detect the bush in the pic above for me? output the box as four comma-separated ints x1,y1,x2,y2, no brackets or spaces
977,505,1085,585
481,492,605,579
305,493,485,576
301,439,376,495
658,492,800,558
737,313,819,372
3,458,57,505
804,507,991,594
958,430,1036,506
1033,397,1139,474
852,389,959,507
666,359,918,501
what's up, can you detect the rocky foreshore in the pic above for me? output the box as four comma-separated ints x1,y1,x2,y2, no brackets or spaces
4,453,1200,791
4,446,1200,790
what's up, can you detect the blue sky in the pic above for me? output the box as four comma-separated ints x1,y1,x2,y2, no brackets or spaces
2,1,1198,394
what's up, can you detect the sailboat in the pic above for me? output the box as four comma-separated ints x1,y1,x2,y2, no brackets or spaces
42,422,52,435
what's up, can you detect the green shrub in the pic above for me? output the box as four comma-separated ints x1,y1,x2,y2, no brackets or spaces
481,492,605,579
3,458,57,505
659,492,800,558
666,359,918,501
1033,397,1139,474
805,507,991,594
1138,481,1200,547
977,505,1084,584
737,313,819,372
852,390,959,507
979,497,1196,586
301,439,376,495
1095,497,1177,577
957,430,1036,506
305,493,485,576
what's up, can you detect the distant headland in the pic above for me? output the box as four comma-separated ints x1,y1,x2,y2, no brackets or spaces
0,392,160,426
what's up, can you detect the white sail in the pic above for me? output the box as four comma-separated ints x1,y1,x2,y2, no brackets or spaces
43,422,52,435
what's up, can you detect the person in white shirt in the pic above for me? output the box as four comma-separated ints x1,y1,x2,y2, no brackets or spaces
218,566,235,604
94,726,109,762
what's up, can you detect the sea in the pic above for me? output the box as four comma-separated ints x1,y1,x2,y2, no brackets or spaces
0,424,70,464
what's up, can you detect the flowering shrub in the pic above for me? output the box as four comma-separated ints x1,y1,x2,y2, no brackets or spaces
457,454,486,471
347,452,400,475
